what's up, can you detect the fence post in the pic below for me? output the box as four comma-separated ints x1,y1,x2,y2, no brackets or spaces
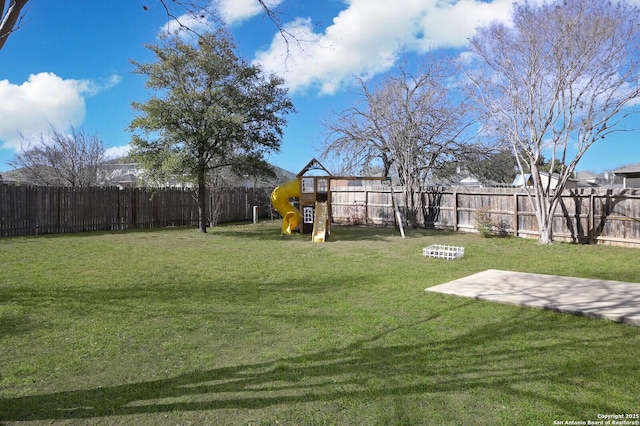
365,189,369,225
513,192,519,237
130,188,137,229
452,191,458,232
589,193,595,245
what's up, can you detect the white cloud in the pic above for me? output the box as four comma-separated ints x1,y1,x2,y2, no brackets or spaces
104,144,131,160
415,0,513,49
254,0,516,95
161,0,285,36
162,12,212,37
218,0,284,25
0,72,121,151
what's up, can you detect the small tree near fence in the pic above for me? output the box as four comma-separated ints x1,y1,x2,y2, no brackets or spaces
473,206,510,238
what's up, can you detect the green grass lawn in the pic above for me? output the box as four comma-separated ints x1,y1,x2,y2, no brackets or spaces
1,223,639,425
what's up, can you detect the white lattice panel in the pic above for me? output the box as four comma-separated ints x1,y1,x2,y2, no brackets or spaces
422,244,464,260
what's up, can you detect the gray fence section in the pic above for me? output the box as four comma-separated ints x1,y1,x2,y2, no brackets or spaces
0,185,271,237
332,186,640,247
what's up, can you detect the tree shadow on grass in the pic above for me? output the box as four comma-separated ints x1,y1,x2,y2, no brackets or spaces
0,306,631,422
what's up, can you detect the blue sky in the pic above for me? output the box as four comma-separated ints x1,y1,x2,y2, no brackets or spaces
1,0,639,175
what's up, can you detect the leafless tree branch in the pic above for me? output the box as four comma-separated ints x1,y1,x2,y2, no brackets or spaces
10,125,106,187
0,0,29,51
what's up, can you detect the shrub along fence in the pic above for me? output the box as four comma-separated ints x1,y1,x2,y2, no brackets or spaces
0,185,272,237
331,185,640,248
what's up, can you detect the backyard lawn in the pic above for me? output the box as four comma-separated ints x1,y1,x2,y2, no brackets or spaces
1,223,639,425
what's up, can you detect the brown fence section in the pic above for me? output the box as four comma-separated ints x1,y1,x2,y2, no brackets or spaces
0,185,271,237
331,185,640,247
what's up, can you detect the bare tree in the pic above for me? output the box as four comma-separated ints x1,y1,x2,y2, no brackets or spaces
322,58,474,227
10,125,105,187
467,0,640,244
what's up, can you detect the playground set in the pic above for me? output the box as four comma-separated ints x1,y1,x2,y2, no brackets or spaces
270,158,405,242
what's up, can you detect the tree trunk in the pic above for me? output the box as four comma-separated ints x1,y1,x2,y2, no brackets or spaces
534,173,558,244
537,216,554,244
527,164,556,244
197,166,207,233
539,193,564,244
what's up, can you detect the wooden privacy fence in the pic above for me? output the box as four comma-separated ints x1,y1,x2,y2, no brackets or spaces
4,184,640,247
0,185,271,237
331,185,640,247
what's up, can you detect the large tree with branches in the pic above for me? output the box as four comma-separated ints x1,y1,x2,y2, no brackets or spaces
322,58,473,227
468,0,640,244
129,29,293,233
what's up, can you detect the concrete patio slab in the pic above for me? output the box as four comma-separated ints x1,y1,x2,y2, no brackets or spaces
425,269,640,326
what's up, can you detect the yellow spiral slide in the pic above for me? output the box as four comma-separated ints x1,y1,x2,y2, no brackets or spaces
270,179,302,234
